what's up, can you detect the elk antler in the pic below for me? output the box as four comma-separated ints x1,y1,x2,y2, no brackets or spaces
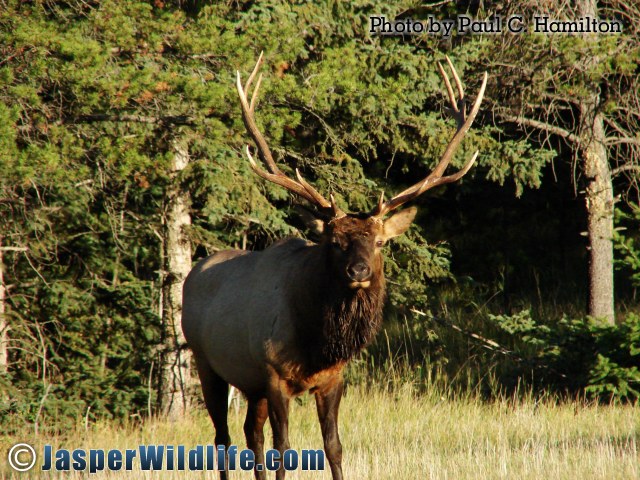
373,57,488,217
236,53,344,218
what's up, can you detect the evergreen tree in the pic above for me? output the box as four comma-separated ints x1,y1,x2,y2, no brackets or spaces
1,0,635,426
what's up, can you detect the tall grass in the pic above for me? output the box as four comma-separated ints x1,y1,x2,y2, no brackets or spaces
2,289,638,479
2,385,637,479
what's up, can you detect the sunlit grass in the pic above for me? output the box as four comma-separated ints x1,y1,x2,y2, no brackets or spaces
2,385,638,479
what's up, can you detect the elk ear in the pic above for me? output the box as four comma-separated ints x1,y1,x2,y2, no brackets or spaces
307,218,325,236
382,207,417,240
297,207,325,235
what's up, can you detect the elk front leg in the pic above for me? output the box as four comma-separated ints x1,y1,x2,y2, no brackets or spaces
267,381,291,480
315,378,344,480
244,396,268,480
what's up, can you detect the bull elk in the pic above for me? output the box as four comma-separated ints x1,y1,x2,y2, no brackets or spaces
182,53,487,480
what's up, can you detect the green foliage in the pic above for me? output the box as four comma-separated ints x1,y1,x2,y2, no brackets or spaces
1,0,638,433
586,354,640,402
614,205,640,289
488,311,640,403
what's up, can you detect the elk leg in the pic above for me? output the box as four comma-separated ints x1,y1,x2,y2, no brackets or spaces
244,396,268,480
194,357,230,480
315,378,344,480
267,382,291,480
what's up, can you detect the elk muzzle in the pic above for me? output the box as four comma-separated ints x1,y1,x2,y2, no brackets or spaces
347,261,372,289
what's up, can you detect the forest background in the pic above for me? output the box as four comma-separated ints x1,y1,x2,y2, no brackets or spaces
0,0,639,434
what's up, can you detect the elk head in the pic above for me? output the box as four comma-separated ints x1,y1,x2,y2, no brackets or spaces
236,53,487,290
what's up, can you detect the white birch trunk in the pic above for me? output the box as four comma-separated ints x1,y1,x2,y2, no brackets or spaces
159,141,193,418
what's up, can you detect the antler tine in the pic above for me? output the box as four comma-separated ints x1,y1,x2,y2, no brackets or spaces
238,55,337,214
236,52,282,175
295,169,332,209
245,147,319,202
244,51,263,103
330,193,345,219
249,73,263,113
376,191,385,213
377,151,479,215
437,61,458,115
438,56,467,129
373,60,488,218
445,56,465,104
426,69,487,181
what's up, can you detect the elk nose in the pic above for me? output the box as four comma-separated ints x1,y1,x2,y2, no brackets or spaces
347,262,371,282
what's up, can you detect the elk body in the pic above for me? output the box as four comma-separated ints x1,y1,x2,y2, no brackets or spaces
182,53,487,480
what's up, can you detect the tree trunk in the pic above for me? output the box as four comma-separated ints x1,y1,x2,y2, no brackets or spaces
582,111,615,324
159,140,193,418
579,0,615,324
0,236,8,374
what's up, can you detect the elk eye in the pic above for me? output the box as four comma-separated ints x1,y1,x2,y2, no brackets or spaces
375,240,384,248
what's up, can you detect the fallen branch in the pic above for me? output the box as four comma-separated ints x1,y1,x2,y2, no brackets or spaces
69,113,195,126
410,308,568,379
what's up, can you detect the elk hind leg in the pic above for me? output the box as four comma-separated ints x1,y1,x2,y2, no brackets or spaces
194,357,230,479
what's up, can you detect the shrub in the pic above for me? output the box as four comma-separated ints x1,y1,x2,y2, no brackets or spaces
488,310,640,402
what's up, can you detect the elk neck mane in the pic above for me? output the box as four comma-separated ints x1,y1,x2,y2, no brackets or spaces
318,279,385,368
289,240,386,373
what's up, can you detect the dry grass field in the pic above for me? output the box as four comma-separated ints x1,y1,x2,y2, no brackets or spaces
2,385,638,479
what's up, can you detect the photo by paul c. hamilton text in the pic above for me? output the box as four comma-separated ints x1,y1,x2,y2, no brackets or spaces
369,14,622,37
